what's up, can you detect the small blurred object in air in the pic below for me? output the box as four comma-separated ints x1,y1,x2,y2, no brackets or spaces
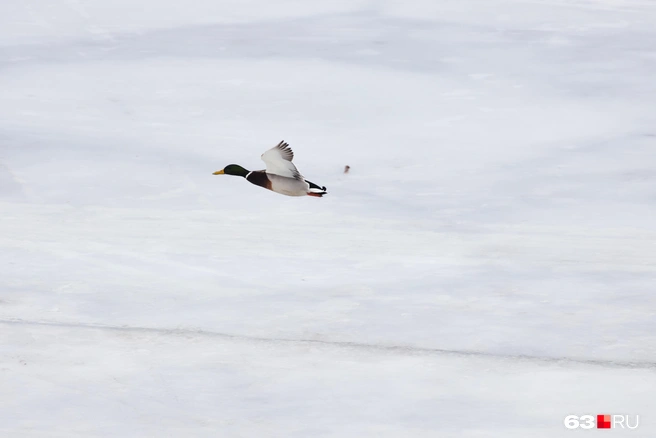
344,165,350,174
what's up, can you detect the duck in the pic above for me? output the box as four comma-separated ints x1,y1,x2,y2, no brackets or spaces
213,141,327,197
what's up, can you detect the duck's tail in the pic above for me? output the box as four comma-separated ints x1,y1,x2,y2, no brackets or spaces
306,180,327,197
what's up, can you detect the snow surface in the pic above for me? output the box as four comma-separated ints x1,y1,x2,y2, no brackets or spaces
1,0,656,436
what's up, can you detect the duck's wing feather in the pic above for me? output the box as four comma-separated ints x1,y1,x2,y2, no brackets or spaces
261,141,304,180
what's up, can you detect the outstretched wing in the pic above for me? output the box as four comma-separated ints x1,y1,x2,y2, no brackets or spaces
261,140,304,180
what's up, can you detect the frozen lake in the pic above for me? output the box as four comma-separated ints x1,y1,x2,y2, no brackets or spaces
1,1,655,436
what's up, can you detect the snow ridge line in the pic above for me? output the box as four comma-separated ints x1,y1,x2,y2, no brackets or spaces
2,318,655,370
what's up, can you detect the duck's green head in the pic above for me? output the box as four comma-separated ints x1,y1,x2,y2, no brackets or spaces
213,164,249,177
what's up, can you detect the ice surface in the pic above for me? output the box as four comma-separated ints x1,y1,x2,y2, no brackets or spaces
1,1,655,436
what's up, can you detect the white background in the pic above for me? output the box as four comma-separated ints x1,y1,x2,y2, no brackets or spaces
1,0,655,436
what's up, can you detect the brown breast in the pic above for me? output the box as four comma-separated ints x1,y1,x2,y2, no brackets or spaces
246,171,272,190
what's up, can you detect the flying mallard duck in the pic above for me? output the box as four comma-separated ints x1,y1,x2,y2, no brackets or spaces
213,141,327,197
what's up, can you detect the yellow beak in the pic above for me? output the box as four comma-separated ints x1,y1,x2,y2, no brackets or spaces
213,169,225,175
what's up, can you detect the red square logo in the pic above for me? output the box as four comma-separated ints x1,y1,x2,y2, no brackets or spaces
597,414,611,429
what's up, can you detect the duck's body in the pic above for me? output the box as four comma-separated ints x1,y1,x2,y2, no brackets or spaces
246,171,324,197
213,141,327,197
